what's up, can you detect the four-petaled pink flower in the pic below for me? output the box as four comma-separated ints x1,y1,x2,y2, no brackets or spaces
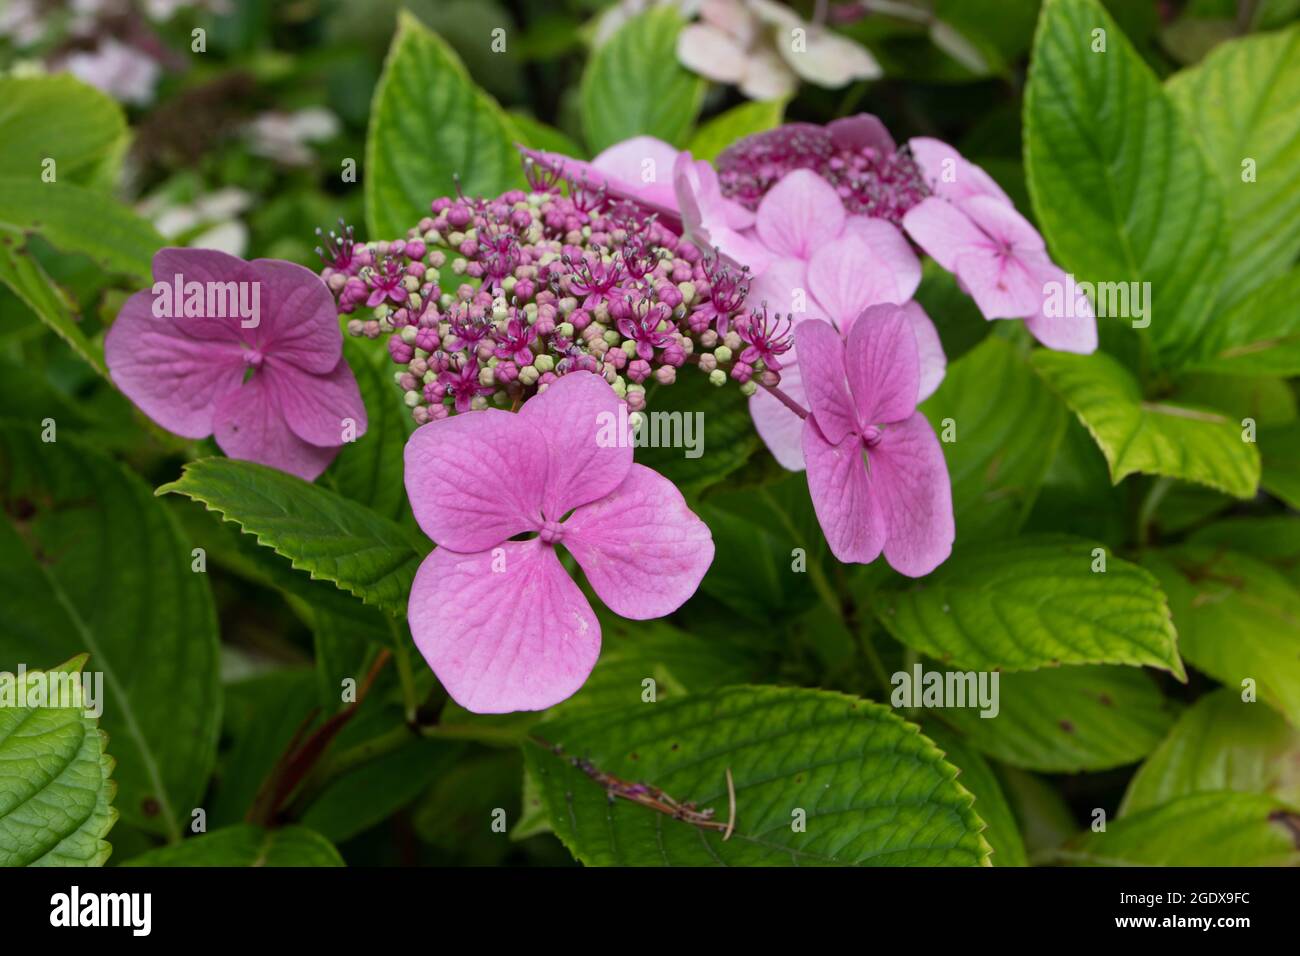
403,372,715,713
106,247,367,481
798,311,953,577
903,140,1097,354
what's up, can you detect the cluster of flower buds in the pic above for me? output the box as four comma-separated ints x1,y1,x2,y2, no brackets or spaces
315,158,792,425
715,119,929,226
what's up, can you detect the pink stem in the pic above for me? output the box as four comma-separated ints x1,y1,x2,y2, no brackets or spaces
762,382,809,420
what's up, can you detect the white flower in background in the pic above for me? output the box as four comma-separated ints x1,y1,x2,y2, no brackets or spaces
0,0,49,47
244,108,342,166
138,187,252,257
61,38,161,105
677,0,880,99
591,0,702,47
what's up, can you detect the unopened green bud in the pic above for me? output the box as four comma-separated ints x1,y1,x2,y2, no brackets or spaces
534,354,555,373
708,369,727,387
714,345,733,363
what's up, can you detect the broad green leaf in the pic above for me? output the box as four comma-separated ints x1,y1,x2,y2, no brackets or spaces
366,11,524,239
1024,0,1226,366
0,179,162,283
0,655,117,866
686,99,787,162
936,665,1177,772
1025,415,1127,545
1167,26,1300,306
526,685,992,866
0,428,220,840
1188,269,1300,377
921,337,1066,538
1189,516,1300,588
123,824,344,866
1031,350,1260,498
997,765,1079,859
580,6,706,153
696,471,824,623
158,457,428,616
412,750,524,865
1174,371,1297,428
877,535,1182,676
1058,792,1300,866
1141,546,1300,726
637,368,761,494
322,340,413,522
0,76,126,185
0,227,104,375
923,721,1028,867
1121,688,1300,816
507,111,585,158
1260,420,1300,510
934,0,1041,74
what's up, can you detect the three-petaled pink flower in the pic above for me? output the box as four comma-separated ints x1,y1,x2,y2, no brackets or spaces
106,247,367,481
798,311,953,577
403,371,715,713
903,139,1097,354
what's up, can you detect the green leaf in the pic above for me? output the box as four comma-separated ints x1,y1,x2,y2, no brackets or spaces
0,655,117,866
0,179,162,283
366,11,524,240
1121,688,1300,816
525,685,992,866
877,535,1183,676
1141,546,1300,726
921,337,1066,538
1260,420,1300,510
936,665,1177,772
637,369,761,494
1059,792,1300,866
123,824,344,867
322,340,414,522
0,428,220,840
1189,516,1300,588
1187,269,1300,376
686,99,787,162
507,111,586,159
1024,0,1227,366
158,457,428,616
922,720,1028,867
580,6,706,153
1167,26,1300,307
0,227,104,375
913,260,990,363
1031,349,1260,498
0,76,126,185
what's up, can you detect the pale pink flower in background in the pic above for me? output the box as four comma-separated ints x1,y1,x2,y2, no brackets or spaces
61,37,160,105
797,313,953,576
403,372,714,713
106,248,367,480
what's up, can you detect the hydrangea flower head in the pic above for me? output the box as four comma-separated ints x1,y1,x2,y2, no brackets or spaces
403,371,714,713
797,312,953,577
106,247,367,481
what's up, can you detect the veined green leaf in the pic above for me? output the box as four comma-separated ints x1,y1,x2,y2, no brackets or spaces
922,338,1067,539
0,227,104,375
0,75,126,185
1059,792,1300,865
158,457,428,616
1188,268,1300,377
1260,420,1300,510
366,11,524,240
1141,545,1300,726
1167,26,1300,307
923,720,1028,867
1031,349,1260,498
123,824,344,866
0,655,117,866
0,428,220,840
877,535,1183,676
1121,688,1300,816
580,6,706,152
935,665,1177,772
526,685,992,866
1025,0,1227,367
